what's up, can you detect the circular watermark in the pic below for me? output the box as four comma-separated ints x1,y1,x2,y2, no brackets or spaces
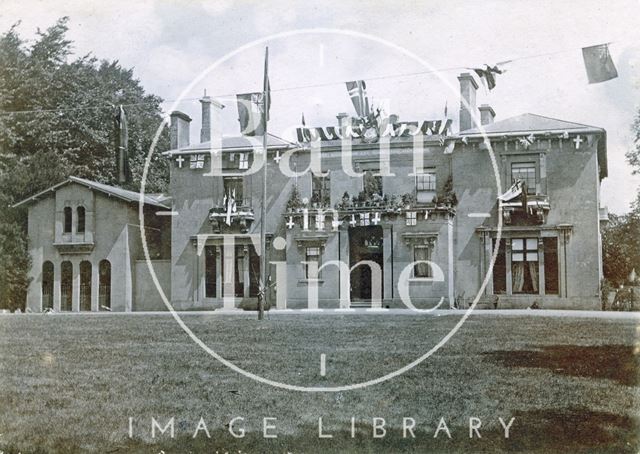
138,28,503,392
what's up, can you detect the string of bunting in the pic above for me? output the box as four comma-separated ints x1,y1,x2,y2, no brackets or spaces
0,41,621,117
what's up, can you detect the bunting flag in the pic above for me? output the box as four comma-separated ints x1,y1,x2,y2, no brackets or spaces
582,44,618,84
518,133,536,148
473,65,503,90
114,105,130,184
345,80,370,117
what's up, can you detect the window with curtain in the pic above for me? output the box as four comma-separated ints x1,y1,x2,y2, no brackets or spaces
511,162,537,194
414,245,432,278
511,238,539,294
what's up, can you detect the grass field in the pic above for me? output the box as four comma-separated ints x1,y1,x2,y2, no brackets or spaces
0,312,638,453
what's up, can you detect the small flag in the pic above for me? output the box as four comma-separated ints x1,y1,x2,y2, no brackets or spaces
301,112,306,126
345,80,370,117
582,44,618,84
114,105,130,184
473,65,503,90
443,100,448,119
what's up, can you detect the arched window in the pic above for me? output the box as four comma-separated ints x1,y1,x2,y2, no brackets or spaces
80,261,92,311
61,261,72,311
99,260,111,310
42,261,54,310
77,206,86,233
63,207,72,233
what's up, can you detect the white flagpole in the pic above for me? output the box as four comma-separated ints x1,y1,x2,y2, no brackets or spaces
258,47,269,321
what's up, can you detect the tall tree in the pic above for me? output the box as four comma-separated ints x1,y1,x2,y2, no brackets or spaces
0,18,169,309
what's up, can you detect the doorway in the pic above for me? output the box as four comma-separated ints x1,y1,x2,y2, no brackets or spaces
349,226,384,302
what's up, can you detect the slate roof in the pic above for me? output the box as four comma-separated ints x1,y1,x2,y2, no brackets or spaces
12,176,170,209
460,112,608,179
460,113,603,135
166,133,298,155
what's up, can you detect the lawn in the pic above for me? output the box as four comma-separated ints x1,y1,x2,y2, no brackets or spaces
0,312,638,453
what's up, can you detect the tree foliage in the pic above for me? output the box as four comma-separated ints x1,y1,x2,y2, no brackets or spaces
0,18,169,309
627,111,640,176
602,196,640,286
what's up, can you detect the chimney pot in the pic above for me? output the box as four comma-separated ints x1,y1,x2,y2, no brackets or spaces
170,111,192,149
458,72,478,132
478,104,496,126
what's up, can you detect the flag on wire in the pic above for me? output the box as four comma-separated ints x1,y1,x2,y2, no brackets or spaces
582,43,618,84
473,65,503,90
114,105,130,184
345,80,370,117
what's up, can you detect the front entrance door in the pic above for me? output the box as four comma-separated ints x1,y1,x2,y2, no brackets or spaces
349,226,384,303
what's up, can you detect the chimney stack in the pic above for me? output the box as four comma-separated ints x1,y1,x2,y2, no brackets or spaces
479,104,496,126
457,73,478,132
199,90,225,143
170,111,192,149
336,112,349,134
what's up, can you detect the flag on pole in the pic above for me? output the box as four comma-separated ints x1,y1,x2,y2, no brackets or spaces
262,47,271,124
582,43,618,84
114,105,130,184
236,92,264,136
345,80,370,117
498,180,524,202
225,189,236,226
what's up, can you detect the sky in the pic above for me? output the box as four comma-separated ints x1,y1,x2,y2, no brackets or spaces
1,0,639,213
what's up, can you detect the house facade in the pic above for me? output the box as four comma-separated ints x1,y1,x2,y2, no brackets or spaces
18,72,609,311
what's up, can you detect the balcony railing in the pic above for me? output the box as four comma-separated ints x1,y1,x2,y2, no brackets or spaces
500,194,550,224
209,205,255,233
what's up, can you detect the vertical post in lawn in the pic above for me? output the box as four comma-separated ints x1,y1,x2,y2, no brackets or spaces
258,46,269,321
